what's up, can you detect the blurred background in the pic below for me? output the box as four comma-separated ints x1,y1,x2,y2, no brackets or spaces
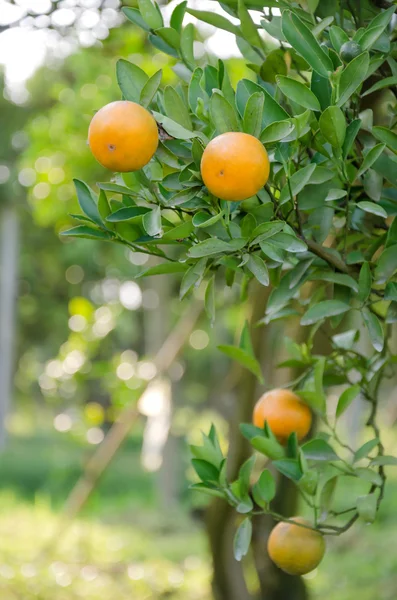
1,1,397,599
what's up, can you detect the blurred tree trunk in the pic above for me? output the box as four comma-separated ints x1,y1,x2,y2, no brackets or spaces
206,282,308,600
0,206,19,447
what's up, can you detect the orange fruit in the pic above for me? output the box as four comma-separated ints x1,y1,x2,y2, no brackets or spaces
253,388,311,443
267,518,325,575
200,132,270,201
88,100,158,172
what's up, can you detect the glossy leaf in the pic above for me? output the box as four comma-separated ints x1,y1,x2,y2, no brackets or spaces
138,0,163,29
233,518,252,561
210,91,240,133
246,254,269,286
281,11,333,77
336,385,360,417
337,52,369,107
302,439,340,461
243,92,265,137
372,127,397,154
358,261,372,303
276,76,320,111
319,106,346,148
218,345,264,383
362,307,384,351
301,300,350,325
116,59,148,102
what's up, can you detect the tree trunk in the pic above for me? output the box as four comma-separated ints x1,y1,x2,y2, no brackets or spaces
206,283,309,600
0,206,19,448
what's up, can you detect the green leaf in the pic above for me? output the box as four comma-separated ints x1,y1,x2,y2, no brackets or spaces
329,25,349,52
73,179,102,226
60,226,112,240
302,439,339,461
186,8,240,35
180,23,195,68
97,182,136,195
98,189,111,224
357,144,386,178
386,301,397,323
246,254,269,286
276,76,320,111
319,106,346,148
164,86,192,130
136,262,187,278
359,5,395,51
356,494,377,523
385,282,397,301
375,245,397,283
106,207,149,222
122,7,150,31
168,187,201,208
138,0,163,29
337,52,369,107
152,111,196,139
252,470,276,507
180,258,207,299
357,200,387,218
191,458,219,483
260,120,294,144
273,458,302,481
156,27,180,50
240,423,266,441
192,211,224,228
236,78,289,127
355,467,382,486
260,48,287,83
363,76,397,98
279,163,316,205
205,275,216,324
272,232,307,253
143,206,162,236
374,245,397,283
243,92,265,137
309,271,358,292
190,483,225,499
170,1,187,32
239,455,256,497
188,238,236,258
161,219,194,241
233,518,252,562
358,262,372,303
140,69,162,107
336,384,361,417
362,307,384,352
353,439,380,463
301,300,350,325
116,59,148,102
311,71,331,111
296,390,325,414
238,0,263,47
370,455,397,466
218,345,263,383
281,11,333,78
210,91,240,133
343,119,361,159
251,436,285,460
372,126,397,154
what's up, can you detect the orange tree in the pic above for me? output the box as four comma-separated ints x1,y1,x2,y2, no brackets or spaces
66,0,397,588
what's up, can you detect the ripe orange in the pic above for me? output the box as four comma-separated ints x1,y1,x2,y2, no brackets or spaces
200,132,270,201
267,518,325,575
88,100,158,172
253,388,311,443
